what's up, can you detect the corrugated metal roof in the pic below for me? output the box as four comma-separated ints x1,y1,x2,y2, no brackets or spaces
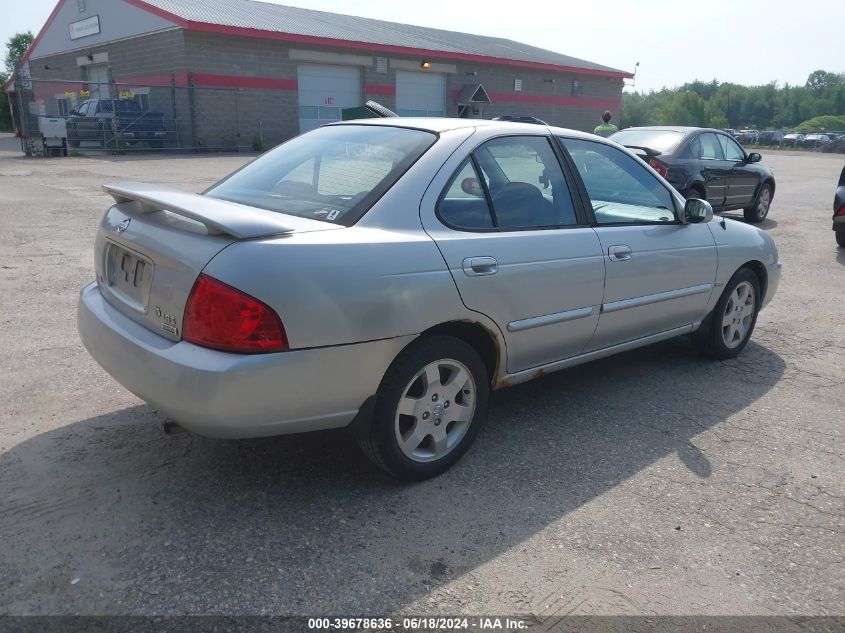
139,0,629,76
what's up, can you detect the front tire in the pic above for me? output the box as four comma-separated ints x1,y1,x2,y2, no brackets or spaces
358,336,489,480
744,183,772,223
836,229,845,248
694,268,761,359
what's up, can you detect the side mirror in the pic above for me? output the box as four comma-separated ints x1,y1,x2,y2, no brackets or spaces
748,152,762,163
460,177,484,197
683,197,713,224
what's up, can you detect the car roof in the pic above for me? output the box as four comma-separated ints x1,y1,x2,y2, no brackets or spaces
325,117,602,141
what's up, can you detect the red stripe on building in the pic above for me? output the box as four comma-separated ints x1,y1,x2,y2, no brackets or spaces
116,72,190,87
191,73,297,90
365,84,395,96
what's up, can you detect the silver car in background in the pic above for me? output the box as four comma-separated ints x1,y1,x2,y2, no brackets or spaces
78,119,781,479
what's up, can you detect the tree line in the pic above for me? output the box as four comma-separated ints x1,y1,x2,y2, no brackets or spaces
0,32,34,131
622,70,845,131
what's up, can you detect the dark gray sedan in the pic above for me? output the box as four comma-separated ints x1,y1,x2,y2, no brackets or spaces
610,126,776,223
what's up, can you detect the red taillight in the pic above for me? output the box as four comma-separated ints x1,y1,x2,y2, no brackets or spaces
648,159,668,178
836,205,845,217
183,274,288,353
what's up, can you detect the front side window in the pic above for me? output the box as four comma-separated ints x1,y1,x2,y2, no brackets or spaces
718,134,745,161
207,125,436,225
561,137,677,225
472,136,578,229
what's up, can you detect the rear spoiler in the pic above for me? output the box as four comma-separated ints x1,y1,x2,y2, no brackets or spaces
103,182,295,239
623,145,662,160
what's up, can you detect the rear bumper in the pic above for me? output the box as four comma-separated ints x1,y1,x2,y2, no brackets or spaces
78,283,412,438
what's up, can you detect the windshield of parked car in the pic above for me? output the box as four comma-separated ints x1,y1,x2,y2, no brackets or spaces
609,129,684,153
206,125,437,225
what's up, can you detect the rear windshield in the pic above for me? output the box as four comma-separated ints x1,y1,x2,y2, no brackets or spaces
206,125,437,225
609,130,684,153
98,100,142,113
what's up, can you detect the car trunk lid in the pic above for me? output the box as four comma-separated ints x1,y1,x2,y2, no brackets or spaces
94,182,340,342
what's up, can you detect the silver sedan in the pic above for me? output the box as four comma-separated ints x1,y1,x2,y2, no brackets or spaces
78,118,781,479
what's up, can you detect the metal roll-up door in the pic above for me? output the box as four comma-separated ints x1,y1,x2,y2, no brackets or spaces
297,64,361,133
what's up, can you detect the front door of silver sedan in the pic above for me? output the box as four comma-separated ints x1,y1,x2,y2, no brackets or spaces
421,135,606,373
559,137,718,351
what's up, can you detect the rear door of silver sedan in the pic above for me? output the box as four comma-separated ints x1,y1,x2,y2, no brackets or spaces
420,132,606,374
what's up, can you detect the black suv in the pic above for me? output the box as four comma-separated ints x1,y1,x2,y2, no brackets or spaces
610,126,776,223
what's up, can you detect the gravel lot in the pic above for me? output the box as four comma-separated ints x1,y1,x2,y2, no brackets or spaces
0,134,842,617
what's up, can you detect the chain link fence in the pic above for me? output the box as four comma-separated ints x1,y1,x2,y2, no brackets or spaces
11,75,292,156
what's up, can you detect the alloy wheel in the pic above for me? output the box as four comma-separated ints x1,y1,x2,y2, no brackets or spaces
394,359,476,463
721,281,756,349
757,187,771,219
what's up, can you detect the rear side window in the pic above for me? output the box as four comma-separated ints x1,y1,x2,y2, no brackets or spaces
207,125,437,225
438,159,495,230
437,136,579,231
475,136,578,229
693,133,723,160
561,137,677,225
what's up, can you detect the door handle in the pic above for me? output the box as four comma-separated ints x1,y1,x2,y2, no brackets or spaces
462,256,498,276
608,245,632,262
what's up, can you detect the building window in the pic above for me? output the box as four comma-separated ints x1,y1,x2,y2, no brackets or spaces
513,78,523,92
375,57,388,74
572,79,584,97
135,93,150,111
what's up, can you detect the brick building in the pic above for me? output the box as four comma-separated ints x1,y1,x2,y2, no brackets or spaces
9,0,632,149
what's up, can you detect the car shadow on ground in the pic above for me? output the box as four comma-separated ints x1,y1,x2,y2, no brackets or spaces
836,247,845,265
0,337,785,614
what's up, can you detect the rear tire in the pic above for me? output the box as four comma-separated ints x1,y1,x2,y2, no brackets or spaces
836,230,845,248
744,183,772,223
358,336,489,480
694,268,760,359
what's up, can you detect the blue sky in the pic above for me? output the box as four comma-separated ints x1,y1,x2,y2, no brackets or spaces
4,0,843,92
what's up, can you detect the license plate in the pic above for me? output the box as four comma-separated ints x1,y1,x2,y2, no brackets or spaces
104,241,153,312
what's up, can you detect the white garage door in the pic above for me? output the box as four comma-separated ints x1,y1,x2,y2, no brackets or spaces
297,64,361,133
396,71,445,117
